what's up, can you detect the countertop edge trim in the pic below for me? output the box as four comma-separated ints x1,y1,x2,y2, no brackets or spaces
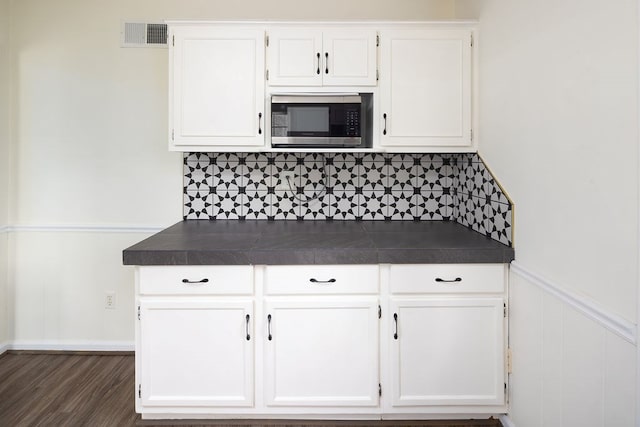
511,261,637,345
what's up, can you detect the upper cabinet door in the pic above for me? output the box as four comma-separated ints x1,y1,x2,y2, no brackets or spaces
170,27,265,150
267,29,323,86
268,29,377,87
322,30,377,86
379,29,473,148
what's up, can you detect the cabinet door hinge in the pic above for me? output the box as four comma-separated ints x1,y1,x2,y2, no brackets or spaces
507,347,513,374
137,305,141,320
503,303,507,318
470,128,474,142
266,69,269,81
378,383,382,397
376,34,380,47
138,384,142,398
171,129,174,141
265,34,269,47
376,69,379,81
378,305,382,319
471,34,474,48
172,35,175,47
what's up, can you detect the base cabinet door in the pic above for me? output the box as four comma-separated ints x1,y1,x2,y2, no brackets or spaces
139,299,254,407
264,298,379,407
389,297,505,406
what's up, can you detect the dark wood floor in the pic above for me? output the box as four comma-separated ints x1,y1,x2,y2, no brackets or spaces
0,353,502,427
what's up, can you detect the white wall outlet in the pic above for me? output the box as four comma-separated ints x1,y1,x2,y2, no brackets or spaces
276,171,296,191
105,292,116,309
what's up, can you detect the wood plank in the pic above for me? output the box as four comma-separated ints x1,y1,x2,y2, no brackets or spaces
0,354,502,427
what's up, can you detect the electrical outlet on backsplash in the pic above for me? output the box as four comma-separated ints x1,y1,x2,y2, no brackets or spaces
183,152,513,247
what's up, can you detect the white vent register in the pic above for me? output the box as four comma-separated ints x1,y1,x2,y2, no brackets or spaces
121,22,167,48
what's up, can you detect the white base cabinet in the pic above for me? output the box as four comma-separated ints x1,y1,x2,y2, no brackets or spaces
389,297,505,407
135,264,507,419
139,299,254,407
264,298,379,407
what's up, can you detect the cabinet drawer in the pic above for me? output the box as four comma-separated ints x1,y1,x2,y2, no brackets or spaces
139,266,253,295
265,265,379,295
389,264,505,294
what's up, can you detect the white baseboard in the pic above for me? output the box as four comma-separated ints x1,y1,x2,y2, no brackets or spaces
499,414,515,427
8,340,135,352
511,261,636,345
0,341,9,355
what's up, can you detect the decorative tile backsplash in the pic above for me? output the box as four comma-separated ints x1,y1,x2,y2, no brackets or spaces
184,152,513,246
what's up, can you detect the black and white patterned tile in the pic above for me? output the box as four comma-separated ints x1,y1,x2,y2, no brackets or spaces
487,201,512,246
268,191,299,220
300,159,330,197
184,190,212,220
356,191,386,220
184,153,213,193
360,154,386,193
387,153,415,192
183,151,513,247
486,178,510,205
244,153,272,192
331,153,358,192
213,153,243,194
212,191,243,219
415,153,452,193
332,189,358,220
413,190,451,220
244,190,270,220
299,193,332,220
386,190,414,220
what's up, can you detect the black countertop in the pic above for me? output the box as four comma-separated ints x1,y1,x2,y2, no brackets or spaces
122,220,515,265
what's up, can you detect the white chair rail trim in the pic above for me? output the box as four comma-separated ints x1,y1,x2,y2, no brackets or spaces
4,224,165,234
511,261,636,345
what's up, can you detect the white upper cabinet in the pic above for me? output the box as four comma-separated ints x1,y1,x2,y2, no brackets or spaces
379,29,473,149
267,29,377,86
169,26,265,150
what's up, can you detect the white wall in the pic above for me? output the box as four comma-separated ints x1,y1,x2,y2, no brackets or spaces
6,0,456,347
0,0,11,349
455,0,639,425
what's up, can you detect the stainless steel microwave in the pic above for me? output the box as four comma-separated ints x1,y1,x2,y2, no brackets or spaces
270,94,371,148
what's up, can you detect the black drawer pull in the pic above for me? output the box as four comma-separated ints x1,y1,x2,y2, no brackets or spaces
258,112,263,135
267,314,272,341
383,113,387,135
435,277,462,283
325,52,329,74
309,278,336,284
316,52,321,75
181,278,209,284
245,314,251,341
393,313,398,340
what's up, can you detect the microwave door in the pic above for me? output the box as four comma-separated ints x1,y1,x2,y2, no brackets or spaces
289,106,330,137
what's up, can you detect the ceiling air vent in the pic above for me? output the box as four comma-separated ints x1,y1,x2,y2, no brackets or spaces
121,22,168,48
